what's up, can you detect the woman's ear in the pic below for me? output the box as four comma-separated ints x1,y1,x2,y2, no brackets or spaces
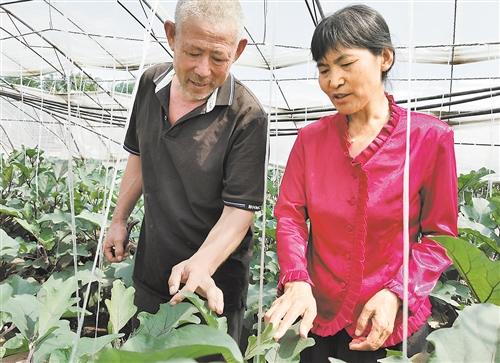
380,48,394,73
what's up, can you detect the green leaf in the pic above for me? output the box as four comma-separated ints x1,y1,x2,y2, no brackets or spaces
48,333,123,362
76,209,105,227
33,320,77,363
430,281,460,306
133,302,200,339
1,293,43,340
265,321,315,362
0,228,20,260
93,347,197,363
1,332,29,357
13,217,40,236
378,356,411,362
122,325,243,362
427,303,500,363
0,204,22,217
181,291,228,332
458,167,495,194
163,324,243,363
37,276,80,339
52,158,69,180
111,259,135,287
104,280,137,334
2,274,41,296
431,236,500,305
244,322,280,360
37,209,72,226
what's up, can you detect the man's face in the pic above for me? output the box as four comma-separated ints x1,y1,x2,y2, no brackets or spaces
166,17,246,101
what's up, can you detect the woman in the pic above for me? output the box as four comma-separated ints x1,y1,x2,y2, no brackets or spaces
264,4,458,363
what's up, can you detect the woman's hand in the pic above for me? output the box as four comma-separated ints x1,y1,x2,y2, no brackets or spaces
349,288,401,351
264,281,317,341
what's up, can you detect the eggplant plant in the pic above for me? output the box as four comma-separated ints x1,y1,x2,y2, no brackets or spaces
1,148,499,362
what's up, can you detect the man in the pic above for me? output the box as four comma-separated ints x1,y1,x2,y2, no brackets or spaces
103,0,268,345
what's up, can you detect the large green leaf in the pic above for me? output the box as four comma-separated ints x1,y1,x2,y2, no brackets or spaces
458,167,494,194
162,324,243,363
120,324,243,363
93,347,197,363
13,217,40,236
2,274,41,296
1,293,43,340
33,320,76,363
48,333,123,363
0,228,20,261
265,322,315,362
1,332,29,358
181,291,228,332
432,236,500,305
427,303,500,362
461,198,497,228
133,302,200,339
37,276,80,340
104,280,137,335
76,209,105,227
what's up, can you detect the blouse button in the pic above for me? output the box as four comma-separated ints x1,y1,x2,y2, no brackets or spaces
340,282,347,289
346,224,353,232
349,197,356,206
344,253,351,260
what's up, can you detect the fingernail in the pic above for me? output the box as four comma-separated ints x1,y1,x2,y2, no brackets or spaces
169,286,176,295
355,329,361,336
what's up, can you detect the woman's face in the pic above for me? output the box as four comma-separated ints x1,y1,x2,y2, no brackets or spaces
316,46,393,115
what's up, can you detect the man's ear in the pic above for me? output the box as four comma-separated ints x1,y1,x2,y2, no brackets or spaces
164,20,176,51
233,38,248,62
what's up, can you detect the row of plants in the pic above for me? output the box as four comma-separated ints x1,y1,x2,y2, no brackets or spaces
0,146,499,362
2,75,134,95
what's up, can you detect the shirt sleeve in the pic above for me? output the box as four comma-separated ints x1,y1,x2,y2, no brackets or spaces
274,131,314,295
222,113,268,211
123,69,153,156
385,126,458,314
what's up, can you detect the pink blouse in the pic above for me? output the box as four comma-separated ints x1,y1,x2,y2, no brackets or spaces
275,96,458,346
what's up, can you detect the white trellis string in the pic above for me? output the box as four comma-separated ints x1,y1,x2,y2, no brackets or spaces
70,1,160,361
402,0,415,358
256,1,276,358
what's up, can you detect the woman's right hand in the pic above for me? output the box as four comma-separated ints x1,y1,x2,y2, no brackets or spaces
264,281,317,341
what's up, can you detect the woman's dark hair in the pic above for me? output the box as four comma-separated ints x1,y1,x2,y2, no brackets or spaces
311,4,395,80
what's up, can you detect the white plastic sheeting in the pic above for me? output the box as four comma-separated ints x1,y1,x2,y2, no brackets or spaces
0,0,499,177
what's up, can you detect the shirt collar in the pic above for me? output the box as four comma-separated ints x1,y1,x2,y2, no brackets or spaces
153,63,235,113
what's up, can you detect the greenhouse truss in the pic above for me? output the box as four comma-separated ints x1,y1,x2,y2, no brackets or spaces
0,0,499,179
1,1,500,362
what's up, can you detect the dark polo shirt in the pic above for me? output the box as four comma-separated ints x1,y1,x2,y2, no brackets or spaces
124,63,268,309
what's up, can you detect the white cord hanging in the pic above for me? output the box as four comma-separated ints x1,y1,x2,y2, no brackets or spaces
402,0,416,359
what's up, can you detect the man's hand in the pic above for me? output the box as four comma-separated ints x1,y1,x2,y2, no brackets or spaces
264,281,317,341
103,221,129,262
168,258,224,314
349,288,401,351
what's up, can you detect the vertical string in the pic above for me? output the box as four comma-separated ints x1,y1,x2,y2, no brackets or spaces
256,0,274,358
402,0,415,358
69,1,160,361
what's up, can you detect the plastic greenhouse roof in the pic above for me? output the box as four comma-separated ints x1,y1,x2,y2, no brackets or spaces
0,0,499,179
